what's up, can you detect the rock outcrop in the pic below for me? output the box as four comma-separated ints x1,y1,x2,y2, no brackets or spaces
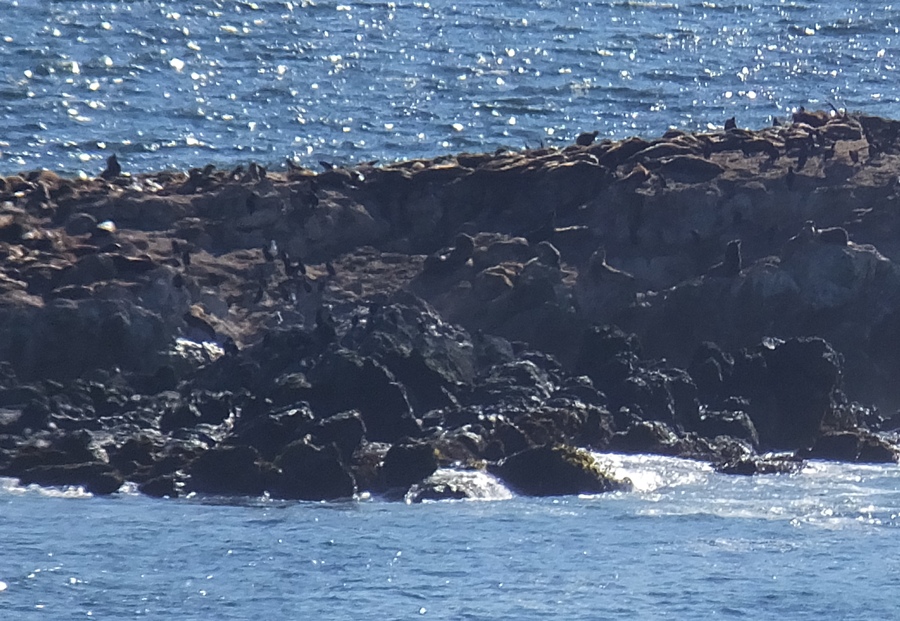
0,111,898,500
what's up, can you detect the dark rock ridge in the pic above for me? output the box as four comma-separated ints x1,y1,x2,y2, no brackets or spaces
1,110,899,501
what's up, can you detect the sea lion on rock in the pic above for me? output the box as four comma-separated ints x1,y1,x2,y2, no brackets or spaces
99,154,121,180
792,108,830,127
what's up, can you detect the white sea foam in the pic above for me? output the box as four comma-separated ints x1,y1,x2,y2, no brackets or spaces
0,477,93,499
405,468,513,503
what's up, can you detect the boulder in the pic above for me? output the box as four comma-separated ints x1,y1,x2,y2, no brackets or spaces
307,349,421,443
805,430,899,463
491,444,631,496
17,462,123,495
185,445,268,496
272,440,356,500
381,441,438,490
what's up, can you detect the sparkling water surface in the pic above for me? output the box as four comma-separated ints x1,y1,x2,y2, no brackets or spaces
2,0,900,174
3,455,900,620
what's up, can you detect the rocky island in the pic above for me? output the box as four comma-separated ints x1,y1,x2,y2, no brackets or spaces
2,109,900,501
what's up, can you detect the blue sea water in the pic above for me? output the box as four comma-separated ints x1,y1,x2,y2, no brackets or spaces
3,455,900,620
2,0,900,175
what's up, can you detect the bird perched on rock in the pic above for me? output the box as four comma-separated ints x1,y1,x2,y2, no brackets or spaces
263,240,277,263
724,116,737,131
786,166,796,191
281,250,306,278
576,130,599,146
723,239,742,276
248,161,266,181
100,154,121,180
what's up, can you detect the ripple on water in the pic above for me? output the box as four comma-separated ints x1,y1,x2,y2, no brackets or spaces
2,0,900,174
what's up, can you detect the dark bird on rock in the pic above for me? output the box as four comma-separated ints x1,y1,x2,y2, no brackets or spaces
326,260,337,277
576,131,599,146
181,247,192,267
280,249,306,277
786,166,796,191
723,239,742,277
724,116,737,131
248,161,266,181
263,240,277,263
314,306,337,344
100,154,122,180
849,149,860,164
252,284,264,304
772,116,782,127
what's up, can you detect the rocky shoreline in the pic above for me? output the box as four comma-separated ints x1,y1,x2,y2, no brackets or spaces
2,109,900,501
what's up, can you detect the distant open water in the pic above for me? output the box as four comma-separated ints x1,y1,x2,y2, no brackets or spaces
4,455,900,620
2,0,900,175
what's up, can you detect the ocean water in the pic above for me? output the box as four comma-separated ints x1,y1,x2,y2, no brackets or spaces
3,455,900,620
2,0,900,175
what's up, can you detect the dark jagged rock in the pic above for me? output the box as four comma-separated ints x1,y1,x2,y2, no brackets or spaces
18,462,123,495
310,410,367,463
381,441,439,490
185,445,269,496
804,430,899,463
306,349,421,443
608,420,681,455
272,440,356,500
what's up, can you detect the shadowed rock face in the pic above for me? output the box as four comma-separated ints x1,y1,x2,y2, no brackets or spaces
1,111,900,499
